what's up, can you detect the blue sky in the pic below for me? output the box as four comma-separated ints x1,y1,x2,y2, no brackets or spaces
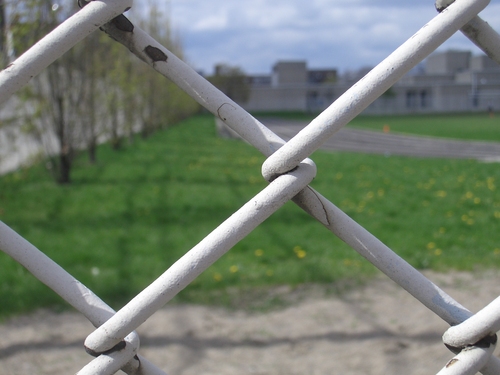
165,0,500,75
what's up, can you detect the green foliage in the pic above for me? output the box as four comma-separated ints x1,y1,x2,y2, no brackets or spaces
1,114,500,319
208,64,250,104
9,0,199,184
349,112,500,141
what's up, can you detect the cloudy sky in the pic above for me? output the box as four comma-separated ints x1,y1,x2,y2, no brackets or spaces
166,0,500,76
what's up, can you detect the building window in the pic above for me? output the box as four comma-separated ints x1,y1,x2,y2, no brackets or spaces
420,90,429,108
406,91,417,108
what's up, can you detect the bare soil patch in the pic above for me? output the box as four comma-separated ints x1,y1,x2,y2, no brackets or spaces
1,270,499,374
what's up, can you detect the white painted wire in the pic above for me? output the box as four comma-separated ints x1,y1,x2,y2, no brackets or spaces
0,0,499,374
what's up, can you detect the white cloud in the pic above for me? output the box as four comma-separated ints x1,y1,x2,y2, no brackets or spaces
191,12,229,32
168,0,500,75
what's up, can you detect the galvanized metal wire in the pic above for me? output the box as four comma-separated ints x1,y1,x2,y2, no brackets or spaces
0,0,500,373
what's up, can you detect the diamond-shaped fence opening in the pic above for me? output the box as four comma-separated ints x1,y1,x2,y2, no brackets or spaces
1,0,500,374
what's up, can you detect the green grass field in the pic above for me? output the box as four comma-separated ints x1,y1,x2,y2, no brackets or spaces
349,112,500,141
1,113,500,318
254,111,500,141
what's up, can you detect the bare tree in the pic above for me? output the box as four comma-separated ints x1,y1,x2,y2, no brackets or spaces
209,64,250,104
11,0,85,183
10,0,199,183
0,0,5,66
133,3,199,137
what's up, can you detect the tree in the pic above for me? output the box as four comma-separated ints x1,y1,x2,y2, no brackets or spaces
132,2,199,138
11,0,81,183
209,64,250,104
10,0,198,183
0,0,5,66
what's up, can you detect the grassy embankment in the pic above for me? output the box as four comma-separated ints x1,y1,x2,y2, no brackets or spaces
1,113,500,318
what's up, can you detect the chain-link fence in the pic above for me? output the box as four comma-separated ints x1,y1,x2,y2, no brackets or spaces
1,0,500,373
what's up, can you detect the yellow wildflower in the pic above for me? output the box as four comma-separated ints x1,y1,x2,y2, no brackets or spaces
293,246,306,259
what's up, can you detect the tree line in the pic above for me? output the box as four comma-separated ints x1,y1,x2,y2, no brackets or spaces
1,0,199,184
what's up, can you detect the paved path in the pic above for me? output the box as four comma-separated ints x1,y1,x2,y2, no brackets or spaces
264,118,500,162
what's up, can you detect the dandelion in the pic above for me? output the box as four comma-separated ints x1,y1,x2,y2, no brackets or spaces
366,191,374,199
458,175,466,183
474,197,481,204
494,249,500,256
335,172,343,180
465,191,474,199
254,249,264,257
427,242,436,250
359,165,368,172
266,269,274,277
377,189,385,197
436,190,447,198
248,176,261,184
487,177,496,191
293,245,307,259
461,214,469,222
229,265,239,273
248,156,259,166
434,249,443,256
494,211,500,219
213,273,223,282
357,201,366,212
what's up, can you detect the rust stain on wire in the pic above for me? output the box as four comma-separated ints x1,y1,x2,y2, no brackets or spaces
145,46,168,62
111,14,134,33
446,359,459,368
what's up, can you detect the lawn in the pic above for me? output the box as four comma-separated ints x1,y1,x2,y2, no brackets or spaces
254,111,500,141
348,112,500,141
0,113,499,318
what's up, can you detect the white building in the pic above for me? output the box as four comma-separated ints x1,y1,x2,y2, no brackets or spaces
240,50,500,114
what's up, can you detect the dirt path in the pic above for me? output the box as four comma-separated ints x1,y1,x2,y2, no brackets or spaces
1,271,499,375
264,119,500,161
